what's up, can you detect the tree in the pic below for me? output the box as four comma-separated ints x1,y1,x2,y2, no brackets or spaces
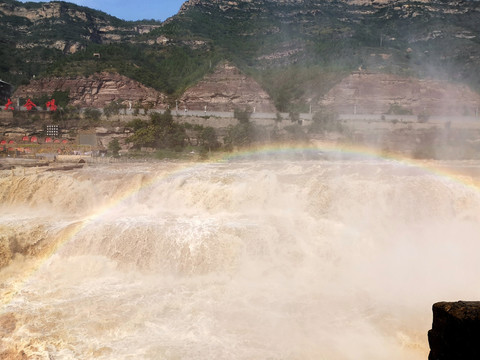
126,118,148,132
224,122,254,148
233,107,252,124
289,111,300,123
126,110,187,151
128,125,157,148
108,138,121,157
151,110,174,128
275,112,283,123
309,106,341,134
199,126,220,152
104,100,125,118
51,90,70,108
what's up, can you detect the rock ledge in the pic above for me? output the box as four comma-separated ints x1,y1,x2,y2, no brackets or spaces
428,301,480,360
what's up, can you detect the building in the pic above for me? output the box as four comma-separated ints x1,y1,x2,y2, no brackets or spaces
0,80,13,105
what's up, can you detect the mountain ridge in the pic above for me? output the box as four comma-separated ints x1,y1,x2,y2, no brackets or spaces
3,0,480,113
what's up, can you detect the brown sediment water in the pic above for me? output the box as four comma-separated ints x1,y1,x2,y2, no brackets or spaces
0,159,479,359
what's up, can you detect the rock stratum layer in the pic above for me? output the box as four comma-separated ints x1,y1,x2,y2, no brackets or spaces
13,72,167,109
428,301,480,360
180,62,276,113
321,72,480,116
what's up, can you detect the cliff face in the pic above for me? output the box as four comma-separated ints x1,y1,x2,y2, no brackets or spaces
320,72,480,116
179,63,277,113
429,301,480,360
13,73,167,109
0,1,92,22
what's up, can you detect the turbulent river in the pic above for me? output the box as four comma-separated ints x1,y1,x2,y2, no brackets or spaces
1,157,480,359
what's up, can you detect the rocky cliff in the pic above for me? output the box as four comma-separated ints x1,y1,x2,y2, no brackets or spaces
0,1,143,54
179,63,277,113
429,301,480,360
13,72,167,109
320,72,480,116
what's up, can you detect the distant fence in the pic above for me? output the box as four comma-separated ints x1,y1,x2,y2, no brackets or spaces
80,108,314,121
83,107,480,123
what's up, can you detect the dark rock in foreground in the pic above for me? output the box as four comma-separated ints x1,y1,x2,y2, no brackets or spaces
428,301,480,360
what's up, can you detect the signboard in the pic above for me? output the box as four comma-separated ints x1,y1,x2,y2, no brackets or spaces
46,125,59,137
77,133,98,147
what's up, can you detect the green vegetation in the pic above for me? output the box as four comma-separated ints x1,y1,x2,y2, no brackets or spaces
386,103,413,116
83,108,102,124
127,110,187,151
108,138,121,157
233,107,252,124
224,122,255,149
31,90,70,109
417,112,430,123
47,43,220,97
198,126,220,152
309,106,343,134
103,100,125,118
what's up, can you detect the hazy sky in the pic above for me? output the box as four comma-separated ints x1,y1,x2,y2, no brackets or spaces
19,0,186,21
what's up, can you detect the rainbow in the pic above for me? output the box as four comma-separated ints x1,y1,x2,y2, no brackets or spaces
1,141,480,308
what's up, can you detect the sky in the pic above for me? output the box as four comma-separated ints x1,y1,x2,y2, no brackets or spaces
19,0,186,21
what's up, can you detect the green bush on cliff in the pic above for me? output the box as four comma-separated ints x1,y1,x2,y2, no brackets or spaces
104,100,125,118
83,108,102,124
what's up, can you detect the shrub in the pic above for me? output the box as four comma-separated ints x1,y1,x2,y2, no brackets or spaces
108,138,121,157
309,106,342,133
417,112,430,123
387,103,412,115
104,100,125,118
233,107,252,124
199,126,220,152
83,108,102,123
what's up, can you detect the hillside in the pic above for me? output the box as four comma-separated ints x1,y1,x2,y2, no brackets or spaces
13,72,167,108
3,0,480,112
180,62,276,112
160,0,480,108
321,71,480,116
0,0,147,85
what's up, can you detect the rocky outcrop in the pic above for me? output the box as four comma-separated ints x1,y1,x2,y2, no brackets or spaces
0,1,139,54
428,301,480,360
13,72,167,109
320,72,480,116
180,62,277,113
0,1,84,22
